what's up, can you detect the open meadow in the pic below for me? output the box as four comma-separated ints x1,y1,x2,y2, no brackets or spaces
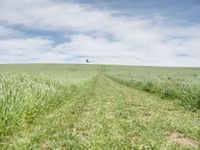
0,64,199,149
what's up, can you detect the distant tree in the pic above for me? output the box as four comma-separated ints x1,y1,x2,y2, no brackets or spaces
86,59,90,63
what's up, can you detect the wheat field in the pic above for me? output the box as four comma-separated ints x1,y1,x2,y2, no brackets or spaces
0,64,199,149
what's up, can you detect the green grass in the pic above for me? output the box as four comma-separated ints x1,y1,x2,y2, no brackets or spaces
105,66,200,111
0,64,199,149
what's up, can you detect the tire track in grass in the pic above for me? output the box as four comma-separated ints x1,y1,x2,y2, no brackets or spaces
104,75,200,149
2,74,200,149
68,74,199,149
73,74,134,149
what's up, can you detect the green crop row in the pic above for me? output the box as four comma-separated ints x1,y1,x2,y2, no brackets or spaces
0,72,95,140
106,74,200,111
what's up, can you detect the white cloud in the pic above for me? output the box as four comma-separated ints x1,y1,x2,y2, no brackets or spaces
0,0,200,66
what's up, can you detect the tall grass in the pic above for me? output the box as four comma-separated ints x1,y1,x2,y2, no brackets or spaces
105,66,200,111
0,64,199,145
0,74,57,137
0,72,95,139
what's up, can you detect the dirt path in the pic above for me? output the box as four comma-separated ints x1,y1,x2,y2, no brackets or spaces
3,74,200,149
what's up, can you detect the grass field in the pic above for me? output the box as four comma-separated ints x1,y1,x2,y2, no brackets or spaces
0,64,199,149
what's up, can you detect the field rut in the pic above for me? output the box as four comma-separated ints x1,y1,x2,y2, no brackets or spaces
2,74,200,149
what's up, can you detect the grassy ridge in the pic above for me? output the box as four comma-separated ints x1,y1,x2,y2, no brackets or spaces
1,75,97,149
106,75,200,110
0,65,97,142
0,73,72,138
105,66,200,111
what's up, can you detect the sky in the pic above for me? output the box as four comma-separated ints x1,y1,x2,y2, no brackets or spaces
0,0,200,66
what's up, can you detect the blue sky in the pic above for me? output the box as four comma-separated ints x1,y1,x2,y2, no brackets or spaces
0,0,200,66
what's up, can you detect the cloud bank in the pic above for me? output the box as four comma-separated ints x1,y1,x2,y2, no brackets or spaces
0,0,200,66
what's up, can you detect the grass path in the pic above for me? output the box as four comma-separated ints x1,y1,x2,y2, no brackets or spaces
2,74,200,149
